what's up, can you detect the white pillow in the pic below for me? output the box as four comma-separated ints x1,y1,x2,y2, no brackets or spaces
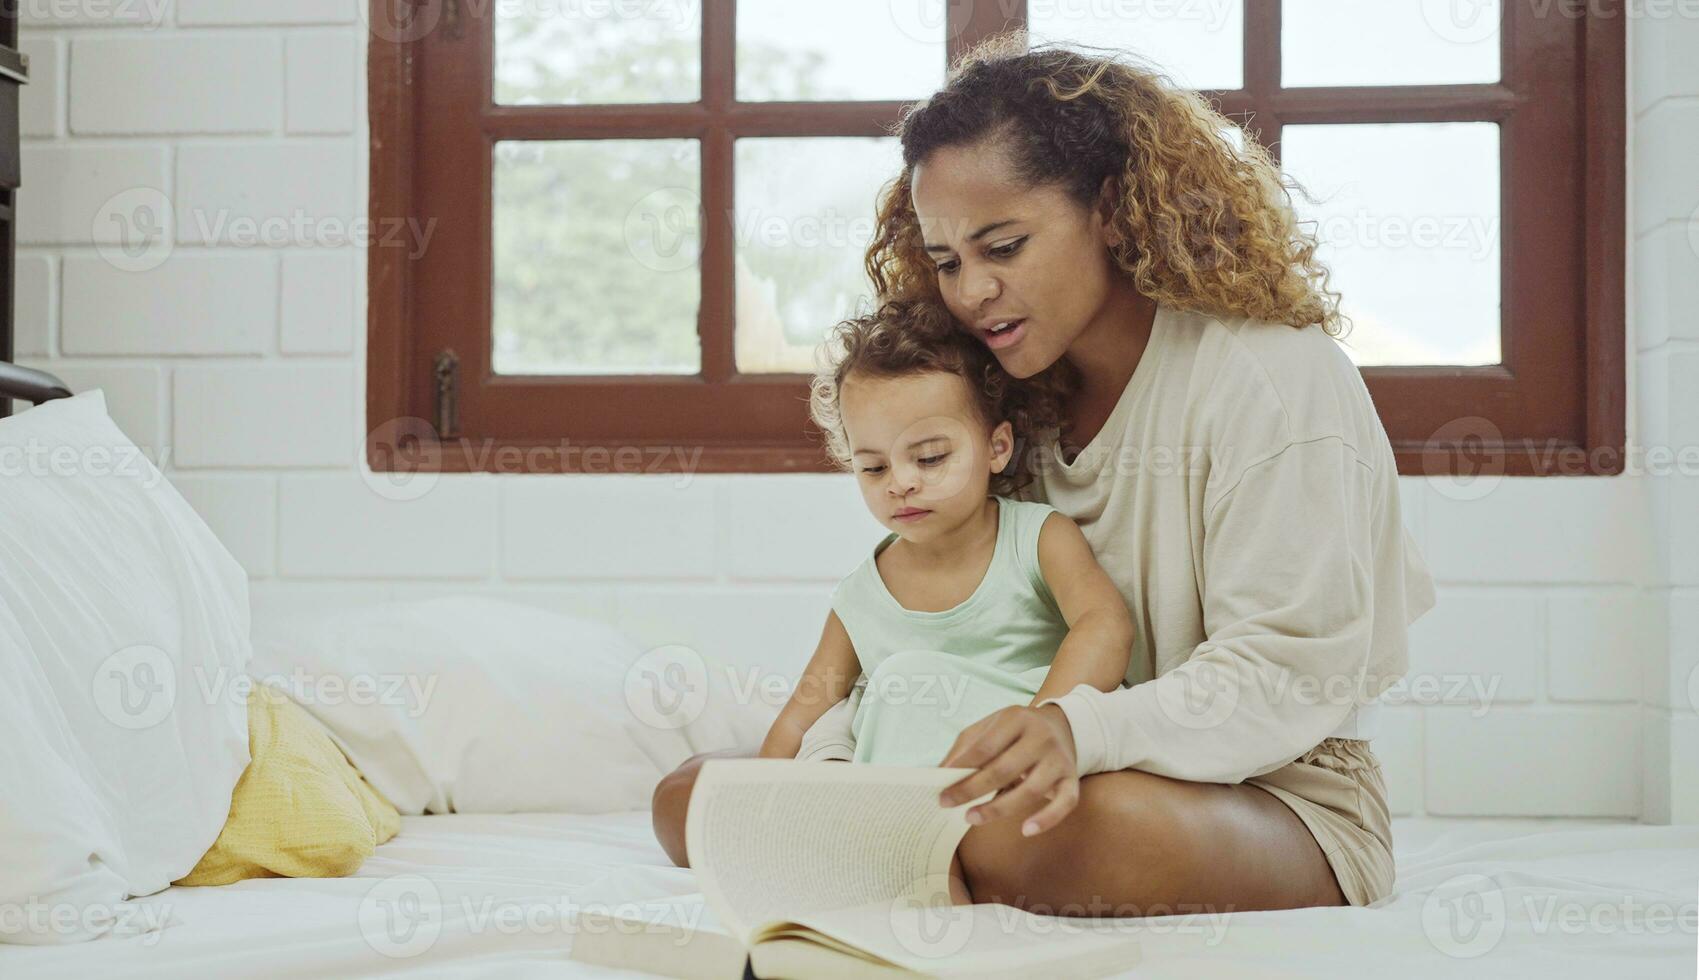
0,391,252,944
248,596,778,815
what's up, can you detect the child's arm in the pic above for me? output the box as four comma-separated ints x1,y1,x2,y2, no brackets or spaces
1028,513,1135,706
758,609,862,759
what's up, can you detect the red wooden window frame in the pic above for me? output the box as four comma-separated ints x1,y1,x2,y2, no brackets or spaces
368,0,1624,476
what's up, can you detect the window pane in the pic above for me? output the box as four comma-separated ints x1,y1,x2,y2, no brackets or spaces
734,138,902,374
492,140,701,375
495,1,699,105
1220,121,1248,153
1283,0,1500,87
1282,123,1501,367
737,0,945,101
1028,0,1244,90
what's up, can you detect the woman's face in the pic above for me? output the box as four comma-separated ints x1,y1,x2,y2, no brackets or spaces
910,143,1124,379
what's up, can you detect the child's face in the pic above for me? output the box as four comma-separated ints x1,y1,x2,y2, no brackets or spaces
839,370,1015,542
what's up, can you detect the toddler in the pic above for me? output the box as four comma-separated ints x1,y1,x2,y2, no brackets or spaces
759,299,1134,779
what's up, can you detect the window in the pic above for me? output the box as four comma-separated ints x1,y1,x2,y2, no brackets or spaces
369,0,1624,476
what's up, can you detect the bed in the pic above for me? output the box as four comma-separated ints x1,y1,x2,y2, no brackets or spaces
0,812,1690,979
2,366,1694,978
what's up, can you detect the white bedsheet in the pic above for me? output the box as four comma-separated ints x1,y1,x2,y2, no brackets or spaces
2,813,1693,979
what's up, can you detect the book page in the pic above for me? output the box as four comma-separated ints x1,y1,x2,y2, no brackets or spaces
685,760,990,944
567,896,746,980
777,898,1143,979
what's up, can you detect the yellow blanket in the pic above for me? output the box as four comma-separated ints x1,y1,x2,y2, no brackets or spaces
176,685,400,886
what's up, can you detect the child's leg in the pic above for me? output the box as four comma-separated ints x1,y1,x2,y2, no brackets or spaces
651,747,755,867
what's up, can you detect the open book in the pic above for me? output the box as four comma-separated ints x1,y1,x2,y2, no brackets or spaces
570,760,1141,979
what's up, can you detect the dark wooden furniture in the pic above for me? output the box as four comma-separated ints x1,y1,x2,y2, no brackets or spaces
0,0,28,419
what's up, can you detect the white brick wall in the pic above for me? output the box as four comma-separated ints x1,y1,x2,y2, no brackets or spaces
13,255,53,357
70,35,281,134
279,251,355,353
170,473,278,576
278,474,498,578
1548,590,1651,703
18,38,61,138
174,141,356,246
22,0,170,28
284,32,356,135
172,364,354,467
1633,3,1699,112
61,254,275,354
501,476,720,581
717,476,887,581
1636,224,1699,350
1376,706,1423,817
11,8,1694,822
40,364,163,450
1405,588,1542,704
174,0,353,27
1633,11,1699,824
1421,477,1654,585
18,144,168,244
1425,707,1641,817
1632,101,1699,235
614,581,833,679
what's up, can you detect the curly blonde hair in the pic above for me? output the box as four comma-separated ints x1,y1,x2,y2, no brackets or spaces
810,299,1071,498
866,31,1342,336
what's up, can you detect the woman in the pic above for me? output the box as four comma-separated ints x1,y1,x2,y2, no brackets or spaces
653,33,1435,914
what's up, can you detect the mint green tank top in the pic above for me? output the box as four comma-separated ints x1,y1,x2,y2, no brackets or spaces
829,496,1069,680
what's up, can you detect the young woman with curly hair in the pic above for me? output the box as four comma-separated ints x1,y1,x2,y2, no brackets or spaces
654,32,1435,916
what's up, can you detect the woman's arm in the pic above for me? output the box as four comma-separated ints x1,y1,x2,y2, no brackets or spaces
1026,513,1134,706
936,437,1394,836
757,609,861,759
1035,438,1378,784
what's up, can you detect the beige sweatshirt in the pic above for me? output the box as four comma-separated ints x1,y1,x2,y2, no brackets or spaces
1024,304,1435,783
798,305,1436,784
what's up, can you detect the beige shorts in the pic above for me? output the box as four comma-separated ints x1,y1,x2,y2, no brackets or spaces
1244,737,1395,907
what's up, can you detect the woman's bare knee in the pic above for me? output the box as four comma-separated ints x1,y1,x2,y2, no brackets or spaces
954,770,1203,914
955,769,1345,914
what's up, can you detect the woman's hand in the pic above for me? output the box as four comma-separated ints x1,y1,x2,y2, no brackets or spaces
936,703,1079,837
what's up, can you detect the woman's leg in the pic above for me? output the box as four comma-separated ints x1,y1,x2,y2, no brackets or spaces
954,767,1346,915
651,747,755,868
947,852,972,905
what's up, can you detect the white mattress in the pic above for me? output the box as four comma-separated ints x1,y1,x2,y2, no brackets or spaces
2,813,1693,979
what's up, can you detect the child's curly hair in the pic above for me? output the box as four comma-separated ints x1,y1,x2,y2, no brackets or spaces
809,299,1074,497
865,31,1343,336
